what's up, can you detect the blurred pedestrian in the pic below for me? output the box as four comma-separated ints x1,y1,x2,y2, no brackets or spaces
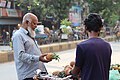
2,29,7,45
12,13,52,80
12,25,20,36
113,20,120,41
69,13,112,80
12,27,17,36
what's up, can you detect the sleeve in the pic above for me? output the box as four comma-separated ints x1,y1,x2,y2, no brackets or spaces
75,44,84,68
12,34,39,64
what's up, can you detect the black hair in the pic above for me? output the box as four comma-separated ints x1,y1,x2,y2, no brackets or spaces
84,13,103,32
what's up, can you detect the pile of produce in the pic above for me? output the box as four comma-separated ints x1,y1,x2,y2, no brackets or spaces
52,61,75,78
60,25,73,34
110,64,120,72
45,53,60,61
61,18,72,27
60,18,73,34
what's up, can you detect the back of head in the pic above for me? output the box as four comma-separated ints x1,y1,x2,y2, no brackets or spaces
84,13,103,32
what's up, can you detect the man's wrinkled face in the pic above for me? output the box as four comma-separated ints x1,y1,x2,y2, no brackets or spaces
26,15,38,38
28,18,38,30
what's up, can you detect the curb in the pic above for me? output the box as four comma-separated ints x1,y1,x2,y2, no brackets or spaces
39,40,82,53
0,51,14,63
0,36,115,63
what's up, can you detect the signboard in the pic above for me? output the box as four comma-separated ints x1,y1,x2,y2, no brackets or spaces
0,8,22,17
69,6,82,26
0,1,6,7
6,9,18,17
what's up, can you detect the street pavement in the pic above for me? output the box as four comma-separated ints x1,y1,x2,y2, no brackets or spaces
0,41,120,80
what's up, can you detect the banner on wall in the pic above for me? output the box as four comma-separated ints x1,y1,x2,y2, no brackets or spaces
6,9,18,17
0,8,22,17
69,6,82,26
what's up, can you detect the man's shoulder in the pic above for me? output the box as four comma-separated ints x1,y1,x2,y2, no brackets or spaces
12,30,22,39
78,39,91,46
77,38,103,47
77,40,90,50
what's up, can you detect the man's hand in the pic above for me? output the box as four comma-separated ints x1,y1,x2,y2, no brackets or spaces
39,53,52,63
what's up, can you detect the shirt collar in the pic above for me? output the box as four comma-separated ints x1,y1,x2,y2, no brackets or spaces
19,27,28,35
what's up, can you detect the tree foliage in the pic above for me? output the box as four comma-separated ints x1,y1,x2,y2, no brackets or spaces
15,0,120,27
15,0,74,20
87,0,120,27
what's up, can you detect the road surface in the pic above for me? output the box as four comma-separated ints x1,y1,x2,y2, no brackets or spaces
0,41,120,80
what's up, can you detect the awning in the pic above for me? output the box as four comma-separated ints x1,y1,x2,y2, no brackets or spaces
0,18,21,25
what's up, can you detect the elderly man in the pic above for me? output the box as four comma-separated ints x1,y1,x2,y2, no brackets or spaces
12,13,51,80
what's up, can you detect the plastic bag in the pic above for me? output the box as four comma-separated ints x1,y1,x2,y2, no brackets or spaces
109,70,120,80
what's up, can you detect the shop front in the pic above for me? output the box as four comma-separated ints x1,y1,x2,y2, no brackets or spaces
0,8,22,45
0,18,21,36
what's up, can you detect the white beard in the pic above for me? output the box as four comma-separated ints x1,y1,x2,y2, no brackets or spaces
27,27,36,38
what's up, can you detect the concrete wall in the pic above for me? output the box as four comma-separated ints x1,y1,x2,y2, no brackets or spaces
0,51,13,63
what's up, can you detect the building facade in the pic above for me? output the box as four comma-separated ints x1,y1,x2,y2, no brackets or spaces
0,0,22,43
